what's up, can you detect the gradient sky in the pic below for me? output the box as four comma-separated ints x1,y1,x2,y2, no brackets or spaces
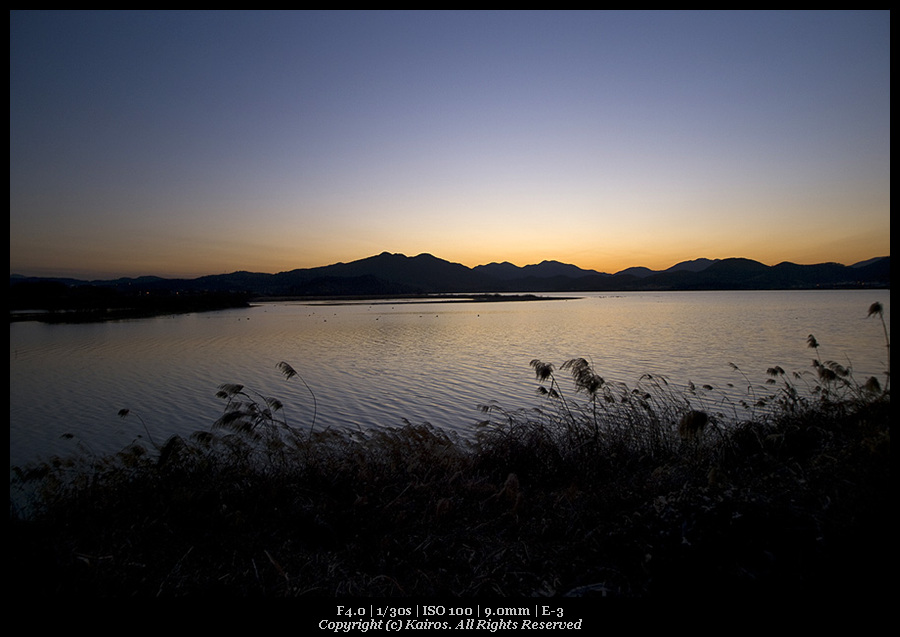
10,10,891,279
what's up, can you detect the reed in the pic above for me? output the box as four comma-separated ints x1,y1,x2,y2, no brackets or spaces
9,302,890,599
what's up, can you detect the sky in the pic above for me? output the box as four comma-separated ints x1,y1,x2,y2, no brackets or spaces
10,10,891,279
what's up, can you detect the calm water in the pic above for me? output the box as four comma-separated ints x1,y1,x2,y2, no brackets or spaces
10,290,890,468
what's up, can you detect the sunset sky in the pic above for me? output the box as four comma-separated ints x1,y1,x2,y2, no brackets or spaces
10,10,891,279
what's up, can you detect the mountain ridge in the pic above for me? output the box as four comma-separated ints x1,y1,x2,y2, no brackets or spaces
10,253,891,301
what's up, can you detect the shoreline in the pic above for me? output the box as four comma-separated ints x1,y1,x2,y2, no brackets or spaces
258,293,581,306
9,293,577,323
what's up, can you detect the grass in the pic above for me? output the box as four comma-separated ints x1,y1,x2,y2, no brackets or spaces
9,304,891,600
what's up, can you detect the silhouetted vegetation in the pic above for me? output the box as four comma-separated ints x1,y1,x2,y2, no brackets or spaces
9,305,890,600
10,279,250,322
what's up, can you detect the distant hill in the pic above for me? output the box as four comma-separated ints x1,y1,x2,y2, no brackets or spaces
666,257,721,273
475,260,605,280
614,258,720,279
10,254,891,307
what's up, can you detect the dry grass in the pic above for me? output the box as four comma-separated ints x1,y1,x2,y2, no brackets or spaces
9,311,891,600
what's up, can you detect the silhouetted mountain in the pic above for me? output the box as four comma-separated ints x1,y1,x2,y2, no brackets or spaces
519,260,605,279
849,256,891,283
472,262,525,280
614,266,657,278
850,257,886,268
474,260,605,280
615,258,719,278
633,257,891,290
667,258,720,273
10,254,890,307
304,252,496,293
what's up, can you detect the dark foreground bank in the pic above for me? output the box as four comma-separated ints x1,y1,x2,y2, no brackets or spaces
9,353,890,602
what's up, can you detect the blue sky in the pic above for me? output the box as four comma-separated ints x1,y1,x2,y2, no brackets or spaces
10,10,891,278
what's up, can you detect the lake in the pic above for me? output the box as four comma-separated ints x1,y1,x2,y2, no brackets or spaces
9,289,890,469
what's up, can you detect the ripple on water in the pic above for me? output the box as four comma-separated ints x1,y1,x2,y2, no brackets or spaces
10,290,890,467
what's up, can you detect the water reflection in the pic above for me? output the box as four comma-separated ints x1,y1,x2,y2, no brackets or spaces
10,290,889,468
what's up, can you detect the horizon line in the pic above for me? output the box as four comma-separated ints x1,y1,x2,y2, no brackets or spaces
9,252,891,283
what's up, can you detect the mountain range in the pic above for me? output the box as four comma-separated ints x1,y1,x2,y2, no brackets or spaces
10,253,891,299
